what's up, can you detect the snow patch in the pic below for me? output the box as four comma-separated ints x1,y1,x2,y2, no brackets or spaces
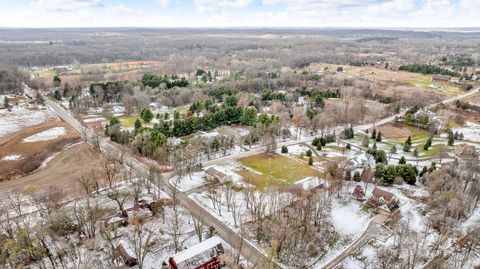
2,154,23,161
23,127,66,142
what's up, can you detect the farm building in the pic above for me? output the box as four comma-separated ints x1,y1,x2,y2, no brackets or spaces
163,236,225,269
367,187,400,219
432,74,451,83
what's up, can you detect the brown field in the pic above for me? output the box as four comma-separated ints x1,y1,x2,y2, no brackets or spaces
0,121,81,180
375,123,414,140
0,143,102,197
307,64,463,97
33,60,166,86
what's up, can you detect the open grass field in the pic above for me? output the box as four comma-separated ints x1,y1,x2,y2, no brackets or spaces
238,153,318,188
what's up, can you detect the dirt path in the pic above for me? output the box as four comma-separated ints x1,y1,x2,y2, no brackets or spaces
321,221,378,269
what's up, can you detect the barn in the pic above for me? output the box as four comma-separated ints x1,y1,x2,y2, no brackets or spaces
432,74,451,83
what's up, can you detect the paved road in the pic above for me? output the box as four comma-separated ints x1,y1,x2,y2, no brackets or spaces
39,87,477,269
41,97,282,268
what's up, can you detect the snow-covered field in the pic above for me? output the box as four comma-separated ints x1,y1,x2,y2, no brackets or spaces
454,121,480,143
23,127,66,142
0,106,57,138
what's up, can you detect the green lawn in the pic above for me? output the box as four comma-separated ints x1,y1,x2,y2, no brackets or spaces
239,153,318,185
119,116,138,127
418,143,452,158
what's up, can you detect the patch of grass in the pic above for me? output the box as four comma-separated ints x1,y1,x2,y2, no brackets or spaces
362,204,370,213
119,116,139,127
236,168,288,190
324,145,344,152
239,153,317,184
391,125,431,144
419,143,451,158
330,232,340,247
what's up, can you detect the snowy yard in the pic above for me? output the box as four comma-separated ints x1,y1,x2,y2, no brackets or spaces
454,121,480,143
0,106,57,138
330,199,370,237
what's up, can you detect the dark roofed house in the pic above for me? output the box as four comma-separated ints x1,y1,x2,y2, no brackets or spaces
367,187,400,219
432,74,451,83
163,236,225,269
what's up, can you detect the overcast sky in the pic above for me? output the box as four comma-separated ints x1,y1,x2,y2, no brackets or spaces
0,0,479,28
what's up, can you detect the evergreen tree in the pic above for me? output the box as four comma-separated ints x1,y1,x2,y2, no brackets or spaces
134,118,142,130
281,145,288,153
423,137,432,150
316,143,322,151
403,143,411,152
344,170,352,181
308,156,313,166
405,136,412,146
53,75,62,87
399,156,406,164
353,171,361,182
346,143,351,150
448,131,455,146
344,127,354,139
240,106,257,126
3,96,9,108
306,149,312,157
419,166,428,177
141,108,154,123
371,129,377,139
376,131,382,142
372,142,377,150
54,90,62,100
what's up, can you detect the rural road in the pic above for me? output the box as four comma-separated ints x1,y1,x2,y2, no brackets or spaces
41,97,284,268
37,87,477,269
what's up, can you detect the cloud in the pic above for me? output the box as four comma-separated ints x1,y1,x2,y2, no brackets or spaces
193,0,255,13
156,0,171,8
106,4,135,15
34,0,101,12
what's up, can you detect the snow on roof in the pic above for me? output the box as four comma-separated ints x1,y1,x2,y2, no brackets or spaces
170,236,223,266
347,152,375,168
